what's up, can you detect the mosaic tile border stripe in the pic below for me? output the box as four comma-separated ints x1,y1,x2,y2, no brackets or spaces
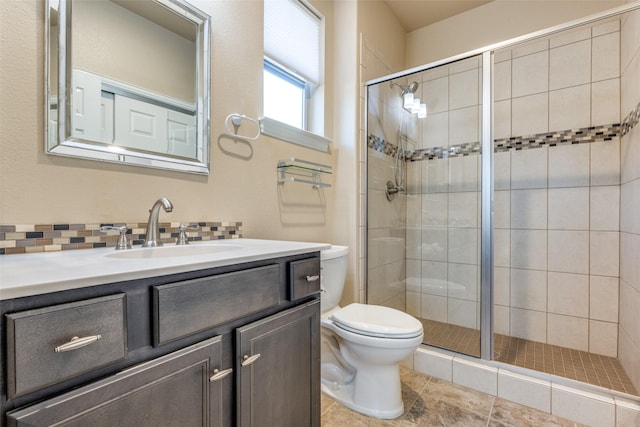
0,222,243,255
622,100,640,137
492,123,620,154
370,123,621,162
369,101,640,161
368,135,399,157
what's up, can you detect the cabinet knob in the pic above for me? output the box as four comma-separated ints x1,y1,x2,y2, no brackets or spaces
54,335,102,353
306,275,320,282
241,353,261,367
209,368,233,382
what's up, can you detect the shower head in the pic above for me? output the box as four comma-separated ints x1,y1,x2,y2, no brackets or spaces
390,80,419,96
390,80,426,118
406,81,419,94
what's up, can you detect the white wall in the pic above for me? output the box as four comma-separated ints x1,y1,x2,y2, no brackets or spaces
406,0,625,68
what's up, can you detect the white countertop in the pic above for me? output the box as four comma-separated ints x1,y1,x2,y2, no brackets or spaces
0,239,330,300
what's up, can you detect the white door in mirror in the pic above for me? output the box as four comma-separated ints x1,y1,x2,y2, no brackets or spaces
72,69,113,143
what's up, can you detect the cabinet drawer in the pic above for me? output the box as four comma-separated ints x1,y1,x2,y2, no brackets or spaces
6,293,127,398
289,257,320,301
153,264,281,345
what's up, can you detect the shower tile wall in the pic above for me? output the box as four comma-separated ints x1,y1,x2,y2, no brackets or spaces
365,40,414,311
405,57,483,331
491,21,623,357
619,7,640,394
365,5,640,396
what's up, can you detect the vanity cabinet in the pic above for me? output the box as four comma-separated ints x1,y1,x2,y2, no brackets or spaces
0,252,321,427
7,336,225,427
237,300,319,427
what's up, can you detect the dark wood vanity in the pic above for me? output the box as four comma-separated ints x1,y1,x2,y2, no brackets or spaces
0,251,321,426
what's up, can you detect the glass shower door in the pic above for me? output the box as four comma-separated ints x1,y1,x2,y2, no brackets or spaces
367,54,487,358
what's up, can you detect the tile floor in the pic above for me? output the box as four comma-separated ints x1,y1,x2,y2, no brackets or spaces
321,367,587,426
420,318,637,395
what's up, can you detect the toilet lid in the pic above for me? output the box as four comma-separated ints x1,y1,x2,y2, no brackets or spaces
330,303,423,339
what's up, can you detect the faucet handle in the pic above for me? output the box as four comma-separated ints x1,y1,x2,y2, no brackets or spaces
100,225,132,250
176,224,200,245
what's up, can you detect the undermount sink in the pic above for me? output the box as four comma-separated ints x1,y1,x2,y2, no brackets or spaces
105,244,242,259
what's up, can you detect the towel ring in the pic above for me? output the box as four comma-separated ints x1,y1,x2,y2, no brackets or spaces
224,114,261,141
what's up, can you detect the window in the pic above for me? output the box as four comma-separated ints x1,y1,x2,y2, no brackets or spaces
263,60,306,129
263,0,324,139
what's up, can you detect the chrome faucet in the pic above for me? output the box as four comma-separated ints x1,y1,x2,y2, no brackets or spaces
143,198,173,247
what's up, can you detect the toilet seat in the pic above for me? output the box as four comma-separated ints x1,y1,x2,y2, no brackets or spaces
330,303,423,339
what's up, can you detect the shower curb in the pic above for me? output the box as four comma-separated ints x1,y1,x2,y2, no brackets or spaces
408,345,640,427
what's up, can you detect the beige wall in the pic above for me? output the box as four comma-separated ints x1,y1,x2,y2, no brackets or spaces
358,0,406,76
406,0,626,67
330,0,359,305
0,0,342,249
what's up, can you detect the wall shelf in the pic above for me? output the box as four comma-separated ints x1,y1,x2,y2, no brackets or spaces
277,158,332,189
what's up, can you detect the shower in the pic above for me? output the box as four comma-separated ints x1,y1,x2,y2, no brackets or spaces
385,81,420,201
366,3,640,404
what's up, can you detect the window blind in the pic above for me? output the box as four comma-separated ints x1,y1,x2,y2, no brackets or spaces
264,0,321,86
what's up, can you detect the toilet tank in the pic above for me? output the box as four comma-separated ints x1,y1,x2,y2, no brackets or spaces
320,245,349,314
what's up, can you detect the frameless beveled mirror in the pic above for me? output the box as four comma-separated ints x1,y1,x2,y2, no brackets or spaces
46,0,211,174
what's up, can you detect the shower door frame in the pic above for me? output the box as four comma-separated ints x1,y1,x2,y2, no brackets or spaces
364,50,494,360
364,1,640,364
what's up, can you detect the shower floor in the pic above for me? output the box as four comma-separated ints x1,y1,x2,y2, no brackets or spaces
419,318,638,396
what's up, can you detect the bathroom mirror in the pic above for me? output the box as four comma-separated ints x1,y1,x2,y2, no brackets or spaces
46,0,211,174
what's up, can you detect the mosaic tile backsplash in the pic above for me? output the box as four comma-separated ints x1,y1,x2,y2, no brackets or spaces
0,222,243,255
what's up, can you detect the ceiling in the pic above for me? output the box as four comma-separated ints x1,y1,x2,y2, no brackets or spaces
384,0,494,32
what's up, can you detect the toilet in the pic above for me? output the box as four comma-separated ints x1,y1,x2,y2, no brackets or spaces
319,245,423,419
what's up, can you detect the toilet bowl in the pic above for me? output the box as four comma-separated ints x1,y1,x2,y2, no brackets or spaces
320,246,424,419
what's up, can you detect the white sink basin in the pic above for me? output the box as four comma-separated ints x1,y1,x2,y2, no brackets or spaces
105,244,242,259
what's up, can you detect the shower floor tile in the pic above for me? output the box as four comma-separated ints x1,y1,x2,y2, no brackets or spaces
418,318,638,396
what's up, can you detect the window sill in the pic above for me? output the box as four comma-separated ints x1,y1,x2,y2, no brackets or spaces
259,117,331,152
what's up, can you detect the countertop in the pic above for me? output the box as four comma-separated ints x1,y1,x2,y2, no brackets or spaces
0,239,330,300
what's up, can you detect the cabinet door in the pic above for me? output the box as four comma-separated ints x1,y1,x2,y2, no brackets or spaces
236,299,320,427
7,336,229,427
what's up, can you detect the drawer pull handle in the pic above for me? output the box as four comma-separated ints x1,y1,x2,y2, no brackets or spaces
241,353,261,367
209,368,233,382
306,275,320,282
54,335,102,353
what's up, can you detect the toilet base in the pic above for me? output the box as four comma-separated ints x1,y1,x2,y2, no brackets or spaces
320,360,405,420
320,380,404,419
